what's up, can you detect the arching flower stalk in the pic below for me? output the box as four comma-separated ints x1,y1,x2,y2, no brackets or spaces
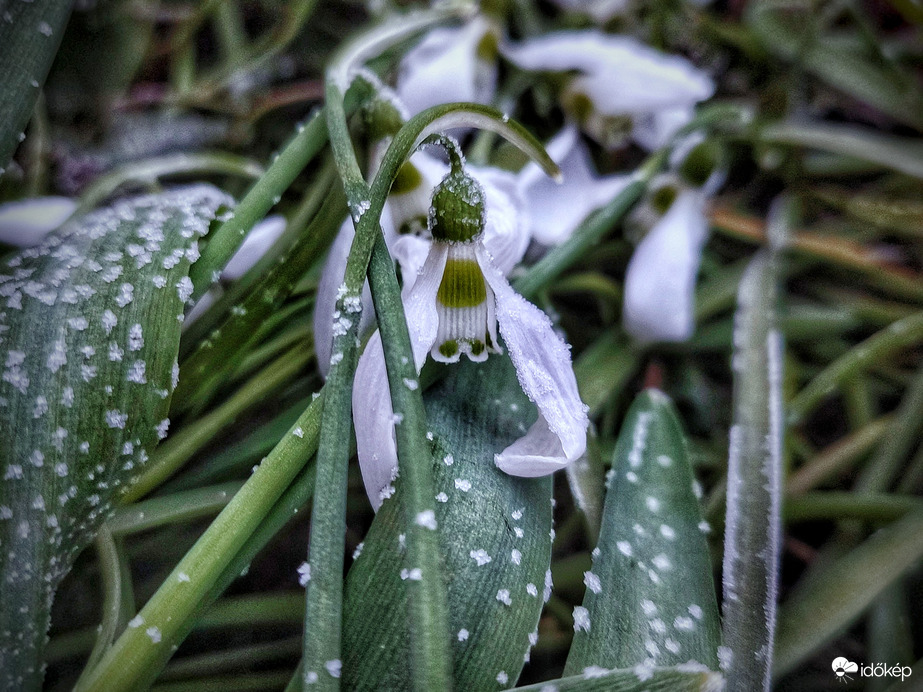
354,143,588,510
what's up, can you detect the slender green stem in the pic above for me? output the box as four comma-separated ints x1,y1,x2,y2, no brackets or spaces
786,416,892,495
108,482,244,535
75,525,124,688
76,392,324,692
855,362,923,493
76,153,265,215
788,311,923,425
784,492,922,523
124,347,310,502
189,102,352,301
160,637,303,681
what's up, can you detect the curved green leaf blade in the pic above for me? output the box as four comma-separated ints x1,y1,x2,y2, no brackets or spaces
513,665,723,691
0,185,230,691
0,0,72,170
342,356,552,690
565,390,721,675
720,203,786,692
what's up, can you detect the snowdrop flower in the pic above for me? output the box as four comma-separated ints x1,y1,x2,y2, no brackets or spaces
622,136,724,343
354,160,588,510
0,196,76,247
503,30,714,150
314,148,530,376
518,125,629,246
396,16,500,116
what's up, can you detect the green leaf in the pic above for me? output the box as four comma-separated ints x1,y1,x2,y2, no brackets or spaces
774,508,923,676
342,355,552,690
564,390,721,675
512,665,723,691
0,185,230,691
761,122,923,182
720,199,787,692
0,0,72,170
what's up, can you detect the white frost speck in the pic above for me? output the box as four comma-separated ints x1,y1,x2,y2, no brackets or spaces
469,549,491,566
496,589,512,606
415,510,437,530
573,606,591,632
146,626,162,643
435,492,448,503
454,479,471,492
659,524,676,540
496,671,508,685
293,427,304,438
617,541,633,557
511,549,522,565
526,583,538,597
457,628,469,641
583,571,601,594
297,562,311,586
324,660,342,678
645,496,660,512
178,572,191,582
128,615,144,629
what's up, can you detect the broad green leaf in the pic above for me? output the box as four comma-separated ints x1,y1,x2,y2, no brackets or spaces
774,508,923,676
0,0,72,170
342,355,552,690
0,185,230,691
564,390,721,675
720,201,786,692
572,330,640,416
513,665,723,691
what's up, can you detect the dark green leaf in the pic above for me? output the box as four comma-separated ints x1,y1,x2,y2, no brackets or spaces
0,185,230,690
564,390,721,675
342,355,553,690
0,0,72,170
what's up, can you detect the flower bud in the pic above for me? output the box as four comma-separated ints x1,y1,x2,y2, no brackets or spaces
428,168,486,243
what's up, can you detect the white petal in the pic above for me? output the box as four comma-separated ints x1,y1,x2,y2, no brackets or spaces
313,219,374,378
623,189,709,343
391,235,432,294
548,0,630,22
470,165,530,274
519,126,629,245
0,196,76,247
396,18,497,116
353,331,399,511
477,247,588,475
222,215,286,280
402,242,447,369
632,105,696,152
183,287,218,328
505,31,713,114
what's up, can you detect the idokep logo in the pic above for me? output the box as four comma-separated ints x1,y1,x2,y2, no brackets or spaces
832,657,912,684
832,658,858,683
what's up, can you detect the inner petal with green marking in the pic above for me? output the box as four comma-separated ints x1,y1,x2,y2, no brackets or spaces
389,161,432,236
432,243,499,363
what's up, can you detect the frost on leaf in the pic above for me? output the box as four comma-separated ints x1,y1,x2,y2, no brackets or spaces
0,185,230,691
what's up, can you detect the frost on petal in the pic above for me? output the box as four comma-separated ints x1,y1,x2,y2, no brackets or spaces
477,247,588,476
402,243,447,370
314,219,374,378
623,190,709,344
222,215,286,280
0,196,76,247
470,166,531,274
396,18,497,116
353,331,398,512
385,150,447,239
518,126,629,246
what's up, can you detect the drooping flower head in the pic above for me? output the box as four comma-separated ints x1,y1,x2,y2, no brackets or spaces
354,147,589,510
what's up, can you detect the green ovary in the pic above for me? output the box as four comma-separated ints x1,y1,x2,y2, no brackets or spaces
437,258,487,308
